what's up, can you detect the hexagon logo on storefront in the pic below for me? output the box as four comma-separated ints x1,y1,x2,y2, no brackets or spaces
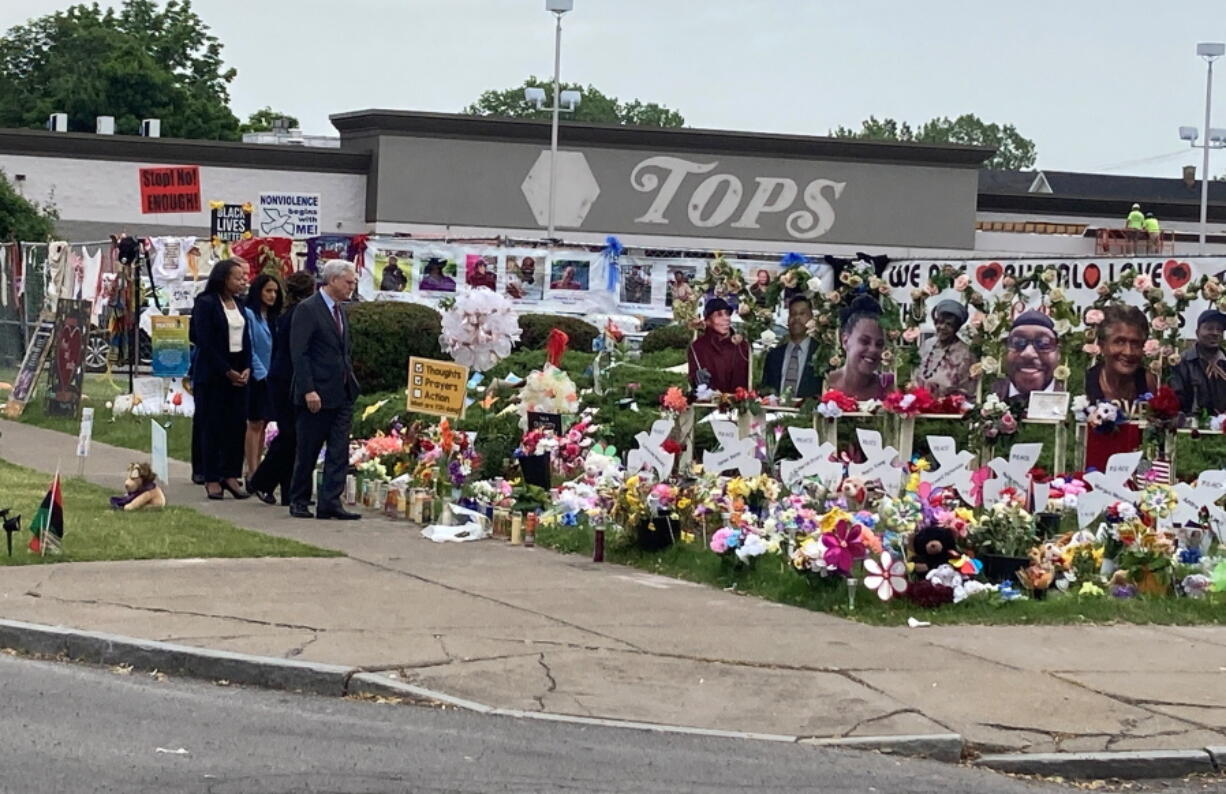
520,150,600,229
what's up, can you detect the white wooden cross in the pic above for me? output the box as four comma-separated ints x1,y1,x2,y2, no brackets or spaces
1171,469,1226,541
982,442,1042,507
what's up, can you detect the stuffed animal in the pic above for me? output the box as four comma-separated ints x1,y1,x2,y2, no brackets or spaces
110,462,166,511
910,525,958,575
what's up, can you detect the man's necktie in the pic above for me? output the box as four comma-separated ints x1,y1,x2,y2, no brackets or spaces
784,344,801,394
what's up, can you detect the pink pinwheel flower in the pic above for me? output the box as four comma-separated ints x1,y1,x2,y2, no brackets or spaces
821,520,866,575
710,527,734,554
864,551,908,601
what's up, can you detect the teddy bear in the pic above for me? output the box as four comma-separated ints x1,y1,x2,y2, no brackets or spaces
910,525,958,576
110,462,167,511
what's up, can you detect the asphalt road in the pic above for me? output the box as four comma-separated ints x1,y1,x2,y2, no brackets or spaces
0,653,1148,793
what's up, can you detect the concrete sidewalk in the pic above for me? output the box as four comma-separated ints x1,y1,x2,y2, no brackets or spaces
2,418,1226,757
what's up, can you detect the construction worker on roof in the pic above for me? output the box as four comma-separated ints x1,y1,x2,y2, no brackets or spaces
1143,212,1161,237
1126,203,1145,229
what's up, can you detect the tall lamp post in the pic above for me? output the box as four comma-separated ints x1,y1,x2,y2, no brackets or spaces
1181,42,1226,255
526,0,580,241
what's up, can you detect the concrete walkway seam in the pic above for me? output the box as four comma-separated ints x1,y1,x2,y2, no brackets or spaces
974,749,1220,779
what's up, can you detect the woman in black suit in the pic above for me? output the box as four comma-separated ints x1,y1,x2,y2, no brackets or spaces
248,271,316,505
191,259,252,500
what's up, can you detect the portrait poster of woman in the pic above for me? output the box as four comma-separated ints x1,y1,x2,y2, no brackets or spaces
504,251,545,301
1082,302,1159,471
418,252,458,294
465,254,498,291
823,295,895,401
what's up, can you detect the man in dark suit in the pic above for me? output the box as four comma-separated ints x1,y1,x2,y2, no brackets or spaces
760,295,821,399
288,260,360,520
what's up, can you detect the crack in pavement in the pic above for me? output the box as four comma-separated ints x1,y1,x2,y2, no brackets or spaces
285,632,319,658
1050,672,1226,735
344,555,648,654
534,653,558,711
836,708,926,739
24,592,326,633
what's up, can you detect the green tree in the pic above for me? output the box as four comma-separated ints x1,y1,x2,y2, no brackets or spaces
831,113,1037,170
240,106,301,133
463,77,684,127
0,170,57,242
0,1,240,140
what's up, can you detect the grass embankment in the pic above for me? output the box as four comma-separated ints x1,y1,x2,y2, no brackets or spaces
537,524,1226,626
0,459,339,566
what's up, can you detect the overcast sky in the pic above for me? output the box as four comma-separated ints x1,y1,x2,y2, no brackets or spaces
3,0,1225,177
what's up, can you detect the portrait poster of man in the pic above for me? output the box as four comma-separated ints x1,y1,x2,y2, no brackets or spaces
990,310,1062,401
373,249,413,294
548,257,591,292
620,262,653,305
504,251,545,301
665,264,697,308
465,254,498,291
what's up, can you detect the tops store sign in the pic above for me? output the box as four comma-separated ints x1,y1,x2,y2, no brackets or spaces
139,166,201,214
257,192,320,239
372,136,979,249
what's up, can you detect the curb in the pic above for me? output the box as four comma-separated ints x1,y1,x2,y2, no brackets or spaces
0,618,963,762
975,749,1222,779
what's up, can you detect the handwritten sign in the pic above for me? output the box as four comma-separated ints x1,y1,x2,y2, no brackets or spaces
150,420,168,484
1077,451,1142,528
76,407,94,457
210,203,251,242
139,166,201,214
3,318,54,418
848,428,903,495
407,357,469,418
257,192,320,238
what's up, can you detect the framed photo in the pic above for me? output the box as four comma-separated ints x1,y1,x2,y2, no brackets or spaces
1027,390,1070,421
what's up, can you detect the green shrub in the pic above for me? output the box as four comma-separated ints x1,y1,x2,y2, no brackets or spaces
636,349,688,370
641,323,693,354
348,301,444,393
516,314,599,354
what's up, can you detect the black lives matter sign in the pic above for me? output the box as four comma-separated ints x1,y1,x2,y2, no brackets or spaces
210,203,252,242
139,166,201,214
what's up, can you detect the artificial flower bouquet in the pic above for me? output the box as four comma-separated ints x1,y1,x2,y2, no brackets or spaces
518,365,579,427
968,488,1037,558
968,393,1018,445
1072,396,1125,433
882,386,935,417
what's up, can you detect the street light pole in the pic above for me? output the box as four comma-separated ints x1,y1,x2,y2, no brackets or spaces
1197,42,1225,255
548,9,563,241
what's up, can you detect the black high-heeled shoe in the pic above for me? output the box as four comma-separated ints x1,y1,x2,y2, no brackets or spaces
221,481,251,500
206,485,225,500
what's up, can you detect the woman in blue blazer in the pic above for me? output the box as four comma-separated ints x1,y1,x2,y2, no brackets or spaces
191,259,253,500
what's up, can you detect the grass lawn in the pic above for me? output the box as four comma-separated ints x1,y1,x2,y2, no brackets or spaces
0,459,338,566
1,370,192,462
538,524,1226,626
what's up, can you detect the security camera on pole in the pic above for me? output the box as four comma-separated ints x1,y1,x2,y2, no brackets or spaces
525,0,582,242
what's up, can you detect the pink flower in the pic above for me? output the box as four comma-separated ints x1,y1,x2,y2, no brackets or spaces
1000,412,1018,433
1134,274,1152,290
1083,343,1101,356
1143,339,1160,356
1084,309,1104,326
903,327,921,342
954,275,970,291
970,312,984,327
710,528,733,554
1151,316,1168,332
821,520,866,575
925,283,940,296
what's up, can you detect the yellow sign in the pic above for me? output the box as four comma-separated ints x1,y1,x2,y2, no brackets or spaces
407,357,469,418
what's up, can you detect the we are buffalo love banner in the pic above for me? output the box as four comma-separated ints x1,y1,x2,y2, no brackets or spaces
885,257,1226,339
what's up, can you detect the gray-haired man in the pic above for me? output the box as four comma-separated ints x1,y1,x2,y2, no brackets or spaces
288,260,361,520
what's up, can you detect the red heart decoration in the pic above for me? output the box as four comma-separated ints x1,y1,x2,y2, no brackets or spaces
976,262,1003,291
1082,263,1101,289
1164,259,1192,290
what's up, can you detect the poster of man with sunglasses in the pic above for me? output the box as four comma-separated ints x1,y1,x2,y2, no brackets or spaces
990,310,1061,401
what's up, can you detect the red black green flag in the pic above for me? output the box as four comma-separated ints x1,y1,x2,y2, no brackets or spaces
28,472,63,555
